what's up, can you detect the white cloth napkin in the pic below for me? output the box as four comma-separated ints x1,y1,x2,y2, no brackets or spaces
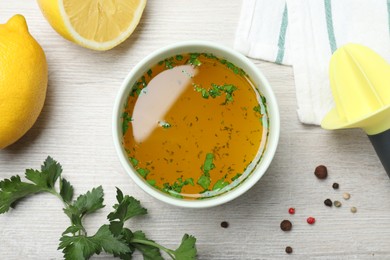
235,0,390,125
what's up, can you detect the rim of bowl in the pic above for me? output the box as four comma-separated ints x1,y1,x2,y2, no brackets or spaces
113,40,280,208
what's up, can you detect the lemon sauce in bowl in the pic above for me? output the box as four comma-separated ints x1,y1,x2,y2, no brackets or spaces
121,53,269,199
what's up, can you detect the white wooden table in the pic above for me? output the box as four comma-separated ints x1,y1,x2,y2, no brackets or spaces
1,1,390,259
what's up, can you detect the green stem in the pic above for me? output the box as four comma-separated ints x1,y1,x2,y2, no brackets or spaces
47,188,87,236
130,238,176,259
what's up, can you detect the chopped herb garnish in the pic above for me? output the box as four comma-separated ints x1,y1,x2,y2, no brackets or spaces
137,168,150,178
208,84,222,98
231,173,242,181
175,55,183,61
203,153,215,173
202,53,217,60
219,59,247,76
147,69,153,78
197,175,210,191
122,112,133,135
188,53,201,67
158,57,176,69
197,153,215,190
163,177,194,197
147,179,157,187
129,157,138,167
212,178,229,191
193,84,209,99
158,121,171,129
130,80,145,97
261,95,267,106
194,83,237,104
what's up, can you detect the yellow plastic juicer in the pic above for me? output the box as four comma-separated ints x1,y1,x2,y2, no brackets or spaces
322,43,390,177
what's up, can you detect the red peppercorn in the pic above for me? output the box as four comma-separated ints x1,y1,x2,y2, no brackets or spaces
307,217,316,225
288,208,295,214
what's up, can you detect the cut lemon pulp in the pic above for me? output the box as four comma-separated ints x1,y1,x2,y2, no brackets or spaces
37,0,147,50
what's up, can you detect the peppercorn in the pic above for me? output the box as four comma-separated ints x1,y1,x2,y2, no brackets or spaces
285,246,293,254
334,200,342,207
280,220,292,231
220,221,229,228
307,217,315,224
288,208,295,214
351,207,357,213
314,165,328,179
332,182,339,189
324,198,332,207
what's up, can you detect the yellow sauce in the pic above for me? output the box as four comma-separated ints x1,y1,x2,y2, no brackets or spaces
122,53,268,199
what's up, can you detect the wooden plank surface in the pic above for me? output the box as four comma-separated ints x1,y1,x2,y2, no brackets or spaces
1,1,390,259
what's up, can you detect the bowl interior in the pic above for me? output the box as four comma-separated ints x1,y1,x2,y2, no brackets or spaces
113,41,280,208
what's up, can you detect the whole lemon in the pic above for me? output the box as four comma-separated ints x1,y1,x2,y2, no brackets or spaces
0,15,48,149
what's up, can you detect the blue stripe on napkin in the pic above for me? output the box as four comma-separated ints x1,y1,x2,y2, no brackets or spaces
324,0,337,53
275,4,288,64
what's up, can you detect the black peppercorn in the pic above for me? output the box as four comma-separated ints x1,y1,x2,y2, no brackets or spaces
314,165,328,179
220,221,229,228
324,198,332,207
332,182,339,189
280,220,292,231
285,246,293,254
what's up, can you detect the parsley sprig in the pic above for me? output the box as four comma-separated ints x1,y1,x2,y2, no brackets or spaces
0,157,197,260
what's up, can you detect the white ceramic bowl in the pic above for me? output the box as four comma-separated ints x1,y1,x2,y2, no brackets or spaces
113,41,280,208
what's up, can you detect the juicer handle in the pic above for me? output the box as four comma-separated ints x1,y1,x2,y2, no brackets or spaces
368,129,390,178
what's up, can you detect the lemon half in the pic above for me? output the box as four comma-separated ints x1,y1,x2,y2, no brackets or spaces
37,0,147,51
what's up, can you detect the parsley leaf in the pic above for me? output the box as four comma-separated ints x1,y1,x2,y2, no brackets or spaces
92,225,130,255
24,156,62,189
173,234,197,260
0,175,44,213
63,186,105,221
59,225,130,259
108,188,147,223
59,235,100,260
60,178,74,203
